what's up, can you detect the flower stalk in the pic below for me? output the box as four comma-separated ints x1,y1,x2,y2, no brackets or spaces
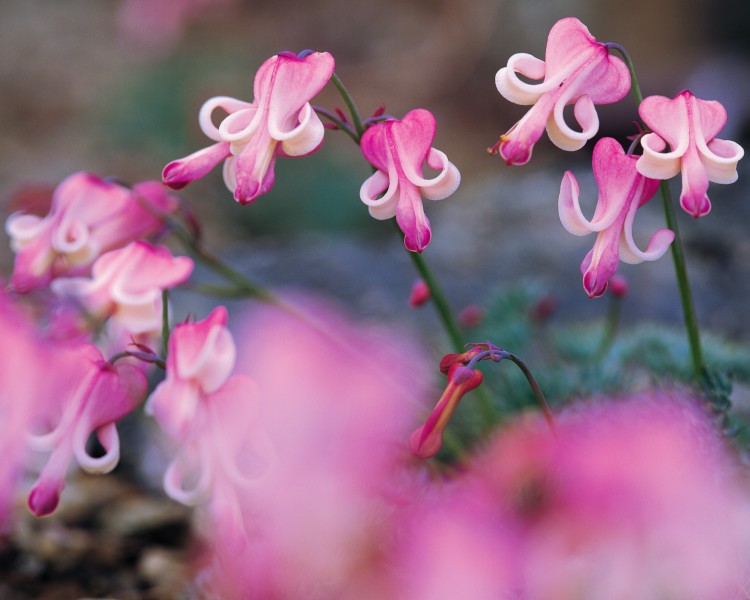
608,43,706,381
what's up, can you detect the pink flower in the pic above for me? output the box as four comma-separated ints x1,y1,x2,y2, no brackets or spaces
408,278,431,307
360,108,461,253
469,391,750,599
193,296,432,598
559,137,674,298
490,17,631,165
162,51,335,204
409,363,483,458
146,306,270,509
27,343,147,516
51,241,193,335
0,292,47,530
146,306,236,442
117,0,237,54
5,173,177,292
637,90,744,218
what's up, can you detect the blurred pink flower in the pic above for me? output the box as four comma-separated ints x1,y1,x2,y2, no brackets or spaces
193,296,432,598
163,51,335,204
0,292,47,530
117,0,237,54
468,391,750,599
50,241,193,335
5,173,177,293
408,278,431,307
559,137,674,298
637,90,744,218
490,17,631,165
27,343,147,516
360,109,460,253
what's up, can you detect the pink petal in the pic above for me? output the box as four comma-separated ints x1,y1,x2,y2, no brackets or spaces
163,142,232,190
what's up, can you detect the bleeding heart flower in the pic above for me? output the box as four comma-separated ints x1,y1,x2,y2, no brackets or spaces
5,173,177,292
50,241,194,335
559,137,674,298
27,343,146,516
636,90,744,218
490,17,631,165
162,51,335,204
360,108,461,253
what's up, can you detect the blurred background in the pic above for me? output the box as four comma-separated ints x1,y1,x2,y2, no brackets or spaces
1,0,749,343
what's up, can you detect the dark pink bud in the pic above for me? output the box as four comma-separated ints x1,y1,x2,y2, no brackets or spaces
408,279,431,308
609,274,628,298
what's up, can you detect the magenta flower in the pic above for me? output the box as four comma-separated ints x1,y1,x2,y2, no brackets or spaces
5,173,177,292
162,51,335,204
51,241,194,335
490,17,631,165
360,109,461,253
559,137,674,298
637,90,744,218
27,343,146,516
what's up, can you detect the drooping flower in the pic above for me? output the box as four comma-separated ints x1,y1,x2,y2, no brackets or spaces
27,342,147,516
162,51,335,204
490,17,631,165
146,306,237,442
5,173,177,292
360,108,461,253
409,362,483,458
50,241,193,335
636,90,744,218
559,137,674,298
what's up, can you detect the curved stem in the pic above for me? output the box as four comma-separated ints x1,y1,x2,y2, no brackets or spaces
505,353,555,431
606,43,644,106
331,73,366,140
658,180,705,379
313,105,359,143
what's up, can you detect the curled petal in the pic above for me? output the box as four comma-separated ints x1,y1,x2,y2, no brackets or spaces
637,133,681,180
620,225,675,264
74,422,121,474
416,148,461,200
163,442,213,506
558,171,593,236
495,54,551,105
276,103,326,157
703,138,744,184
546,94,599,152
359,170,396,219
199,96,255,141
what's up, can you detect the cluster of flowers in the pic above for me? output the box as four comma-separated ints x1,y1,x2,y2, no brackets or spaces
1,15,748,598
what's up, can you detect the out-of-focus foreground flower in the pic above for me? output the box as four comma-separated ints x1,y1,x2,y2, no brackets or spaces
462,391,750,599
5,173,177,293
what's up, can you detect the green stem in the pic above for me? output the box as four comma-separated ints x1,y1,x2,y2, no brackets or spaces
658,180,705,379
402,241,465,353
161,289,170,358
595,295,622,360
505,352,555,432
609,42,705,381
331,73,366,140
606,43,644,105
